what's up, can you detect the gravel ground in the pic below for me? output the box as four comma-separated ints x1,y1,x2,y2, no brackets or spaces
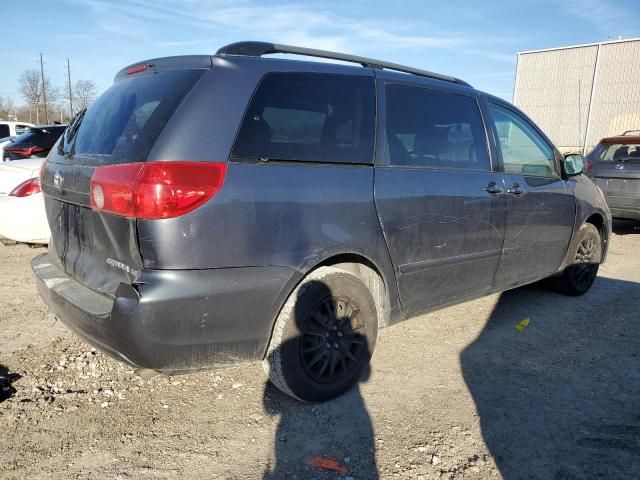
1,221,639,479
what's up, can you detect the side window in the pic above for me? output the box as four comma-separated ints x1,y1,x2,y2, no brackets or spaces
0,124,9,138
488,103,558,177
384,84,490,170
15,125,30,135
232,72,375,164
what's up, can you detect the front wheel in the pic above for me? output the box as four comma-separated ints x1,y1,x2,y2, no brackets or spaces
263,266,378,402
549,223,602,296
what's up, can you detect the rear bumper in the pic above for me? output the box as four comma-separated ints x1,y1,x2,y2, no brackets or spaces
32,253,299,373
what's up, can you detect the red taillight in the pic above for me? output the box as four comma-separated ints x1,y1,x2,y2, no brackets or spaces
89,162,227,219
9,177,41,197
7,146,46,157
126,64,151,75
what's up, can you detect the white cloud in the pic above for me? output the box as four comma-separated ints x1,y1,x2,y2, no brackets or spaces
561,0,640,37
71,0,517,63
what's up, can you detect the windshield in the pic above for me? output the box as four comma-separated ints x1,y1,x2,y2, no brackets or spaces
592,143,640,164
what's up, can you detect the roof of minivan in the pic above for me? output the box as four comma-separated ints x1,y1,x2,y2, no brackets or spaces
116,41,473,90
118,52,476,96
215,41,472,87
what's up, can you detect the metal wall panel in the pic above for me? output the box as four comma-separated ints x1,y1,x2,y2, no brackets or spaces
585,41,640,147
514,45,597,152
513,39,640,153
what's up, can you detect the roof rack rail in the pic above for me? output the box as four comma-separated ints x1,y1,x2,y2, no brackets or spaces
216,41,472,87
622,129,640,136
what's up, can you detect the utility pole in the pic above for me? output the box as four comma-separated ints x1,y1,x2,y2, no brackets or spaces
40,53,49,124
66,58,74,118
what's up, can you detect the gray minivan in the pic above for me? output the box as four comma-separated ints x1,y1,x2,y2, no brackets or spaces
33,42,611,401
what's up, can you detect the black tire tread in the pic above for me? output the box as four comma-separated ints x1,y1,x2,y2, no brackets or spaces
262,266,363,402
551,223,601,296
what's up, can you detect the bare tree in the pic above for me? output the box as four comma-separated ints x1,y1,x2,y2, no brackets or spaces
43,82,60,120
18,70,41,122
18,69,60,124
0,96,15,120
74,80,97,109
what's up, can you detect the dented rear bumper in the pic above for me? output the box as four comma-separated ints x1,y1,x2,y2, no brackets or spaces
32,253,299,373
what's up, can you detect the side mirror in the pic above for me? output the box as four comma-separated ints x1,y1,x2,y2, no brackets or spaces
564,153,585,176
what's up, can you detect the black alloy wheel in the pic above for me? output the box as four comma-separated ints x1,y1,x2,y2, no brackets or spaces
300,296,367,383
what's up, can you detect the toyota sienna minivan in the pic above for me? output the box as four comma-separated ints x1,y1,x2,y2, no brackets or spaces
33,42,611,401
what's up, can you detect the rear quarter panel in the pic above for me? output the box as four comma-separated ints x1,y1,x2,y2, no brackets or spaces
138,56,401,323
565,175,612,264
137,162,399,307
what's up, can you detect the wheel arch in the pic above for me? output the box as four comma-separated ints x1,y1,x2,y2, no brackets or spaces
313,253,391,330
584,212,608,261
263,250,396,361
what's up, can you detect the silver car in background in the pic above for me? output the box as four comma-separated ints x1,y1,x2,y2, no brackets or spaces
587,130,640,221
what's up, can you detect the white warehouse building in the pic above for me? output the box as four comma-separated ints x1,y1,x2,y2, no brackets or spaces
513,38,640,154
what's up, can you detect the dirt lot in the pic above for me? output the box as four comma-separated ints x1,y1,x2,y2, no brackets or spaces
1,222,639,480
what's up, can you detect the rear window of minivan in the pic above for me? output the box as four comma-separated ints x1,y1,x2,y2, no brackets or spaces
71,69,205,164
232,72,375,164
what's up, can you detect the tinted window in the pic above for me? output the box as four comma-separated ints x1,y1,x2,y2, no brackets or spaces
72,69,204,164
0,125,9,138
489,103,558,177
385,84,489,170
232,72,375,164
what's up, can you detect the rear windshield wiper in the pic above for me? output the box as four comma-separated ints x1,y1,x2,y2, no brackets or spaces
58,108,87,157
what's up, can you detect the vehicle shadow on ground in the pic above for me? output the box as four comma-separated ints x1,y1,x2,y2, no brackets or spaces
612,219,640,235
261,378,377,479
261,281,378,479
0,364,20,403
461,276,640,479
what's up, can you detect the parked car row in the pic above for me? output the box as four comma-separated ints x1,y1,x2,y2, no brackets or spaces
0,123,65,245
0,120,34,138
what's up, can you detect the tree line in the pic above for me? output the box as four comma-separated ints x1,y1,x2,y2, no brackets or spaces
0,70,98,125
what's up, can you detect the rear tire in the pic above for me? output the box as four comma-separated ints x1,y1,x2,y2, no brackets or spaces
549,223,601,296
263,266,378,402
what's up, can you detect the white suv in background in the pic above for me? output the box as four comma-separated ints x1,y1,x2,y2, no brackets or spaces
0,121,34,138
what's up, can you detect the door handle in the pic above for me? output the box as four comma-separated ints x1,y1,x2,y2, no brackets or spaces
484,182,504,194
507,183,525,195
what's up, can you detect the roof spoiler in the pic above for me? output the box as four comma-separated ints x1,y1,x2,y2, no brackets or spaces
216,41,472,87
114,55,213,82
622,130,640,136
